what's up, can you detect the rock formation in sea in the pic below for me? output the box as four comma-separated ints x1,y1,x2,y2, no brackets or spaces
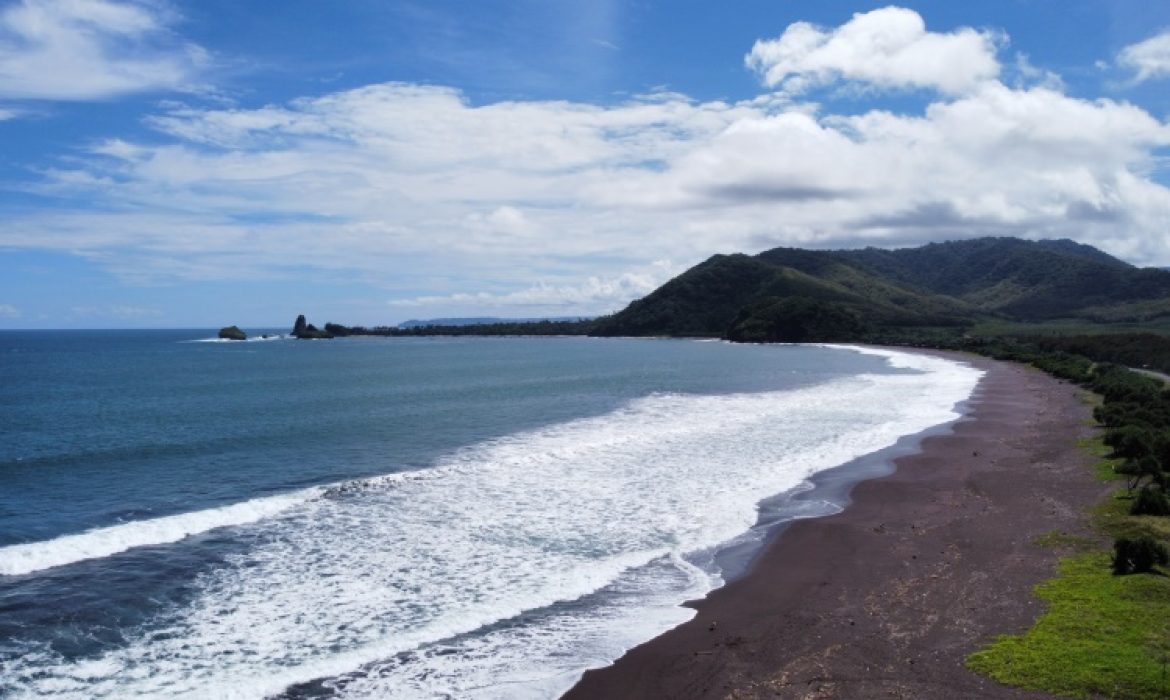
218,325,247,341
292,314,335,339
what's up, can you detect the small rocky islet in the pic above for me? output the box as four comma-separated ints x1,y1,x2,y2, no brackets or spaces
217,325,247,341
292,314,334,339
217,315,333,340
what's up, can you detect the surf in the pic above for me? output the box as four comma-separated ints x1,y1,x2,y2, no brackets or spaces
1,347,982,699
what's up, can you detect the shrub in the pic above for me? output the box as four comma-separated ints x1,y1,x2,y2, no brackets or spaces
1130,485,1170,516
1112,536,1169,575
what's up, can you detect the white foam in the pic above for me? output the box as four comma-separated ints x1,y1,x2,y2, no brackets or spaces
185,334,290,343
2,346,983,699
328,552,712,700
0,489,321,576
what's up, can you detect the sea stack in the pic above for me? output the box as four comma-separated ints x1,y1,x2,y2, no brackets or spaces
291,314,334,339
218,325,247,341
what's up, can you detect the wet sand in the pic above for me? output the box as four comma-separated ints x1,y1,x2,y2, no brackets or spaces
564,352,1110,699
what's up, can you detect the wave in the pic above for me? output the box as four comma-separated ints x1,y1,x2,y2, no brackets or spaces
2,346,983,699
2,449,519,578
0,488,321,577
185,334,290,343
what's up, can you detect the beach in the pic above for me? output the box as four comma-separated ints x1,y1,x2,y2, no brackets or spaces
565,352,1111,699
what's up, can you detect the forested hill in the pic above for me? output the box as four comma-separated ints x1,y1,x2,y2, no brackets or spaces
588,237,1170,342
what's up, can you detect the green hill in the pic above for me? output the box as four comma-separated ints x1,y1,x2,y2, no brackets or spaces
835,238,1170,320
590,237,1170,341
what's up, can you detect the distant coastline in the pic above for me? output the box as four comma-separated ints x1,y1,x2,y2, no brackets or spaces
268,237,1170,374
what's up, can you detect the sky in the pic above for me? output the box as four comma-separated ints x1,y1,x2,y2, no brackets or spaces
2,1,1170,328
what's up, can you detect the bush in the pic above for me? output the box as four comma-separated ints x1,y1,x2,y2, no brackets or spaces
1112,536,1169,575
1130,485,1170,516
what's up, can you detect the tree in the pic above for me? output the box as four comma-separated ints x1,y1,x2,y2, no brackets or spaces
1116,456,1165,494
1105,425,1155,461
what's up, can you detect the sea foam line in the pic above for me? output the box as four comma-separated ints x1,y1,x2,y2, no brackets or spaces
1,346,985,699
0,489,321,577
0,452,494,578
185,334,290,343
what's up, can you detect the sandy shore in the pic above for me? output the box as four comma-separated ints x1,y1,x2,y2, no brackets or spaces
564,352,1111,699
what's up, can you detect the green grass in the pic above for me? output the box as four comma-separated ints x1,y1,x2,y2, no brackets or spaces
1078,436,1122,481
1030,530,1097,551
968,554,1170,699
1095,494,1170,543
968,437,1170,698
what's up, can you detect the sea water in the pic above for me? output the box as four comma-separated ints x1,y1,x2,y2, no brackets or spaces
0,332,982,698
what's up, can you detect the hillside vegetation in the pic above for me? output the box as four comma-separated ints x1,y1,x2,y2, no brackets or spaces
589,237,1170,341
324,237,1170,369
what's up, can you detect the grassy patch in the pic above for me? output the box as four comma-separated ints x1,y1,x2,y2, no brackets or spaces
968,554,1170,699
1091,481,1170,543
1078,436,1123,482
1031,530,1097,551
969,435,1170,698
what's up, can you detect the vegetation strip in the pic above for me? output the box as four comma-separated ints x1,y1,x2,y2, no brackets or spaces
963,342,1170,699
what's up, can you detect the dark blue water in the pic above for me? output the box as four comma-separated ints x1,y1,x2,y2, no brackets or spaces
0,332,891,546
0,332,972,699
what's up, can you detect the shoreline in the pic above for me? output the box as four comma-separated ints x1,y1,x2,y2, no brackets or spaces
710,401,968,585
710,345,980,583
564,351,1110,699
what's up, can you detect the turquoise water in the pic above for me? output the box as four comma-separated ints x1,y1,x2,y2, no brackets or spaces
0,332,981,698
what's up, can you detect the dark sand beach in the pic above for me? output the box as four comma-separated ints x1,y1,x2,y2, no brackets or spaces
565,352,1112,699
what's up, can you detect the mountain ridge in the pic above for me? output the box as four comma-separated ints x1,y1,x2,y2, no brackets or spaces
589,237,1170,341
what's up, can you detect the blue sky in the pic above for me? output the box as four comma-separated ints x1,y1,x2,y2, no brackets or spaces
2,0,1170,328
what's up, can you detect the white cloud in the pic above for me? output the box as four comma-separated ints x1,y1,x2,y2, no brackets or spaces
745,6,1000,95
2,8,1170,321
0,303,20,318
1118,30,1170,83
387,262,681,316
1012,53,1064,91
0,0,206,101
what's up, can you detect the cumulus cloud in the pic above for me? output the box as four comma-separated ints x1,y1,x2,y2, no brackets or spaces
0,0,206,101
2,7,1170,320
1118,30,1170,83
0,303,20,318
745,6,1000,95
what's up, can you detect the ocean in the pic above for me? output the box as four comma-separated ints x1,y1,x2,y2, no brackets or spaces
0,332,982,699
